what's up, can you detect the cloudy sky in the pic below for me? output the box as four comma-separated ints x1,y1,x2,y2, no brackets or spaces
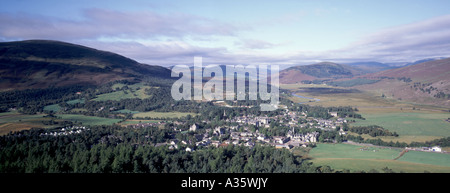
1,0,450,67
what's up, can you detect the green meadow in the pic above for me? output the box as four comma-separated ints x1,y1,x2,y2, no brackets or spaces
308,143,450,172
66,98,85,105
56,114,121,126
120,119,161,125
397,150,450,167
93,83,155,101
43,104,62,112
0,111,46,123
93,90,146,101
0,111,59,135
114,109,140,114
352,111,450,143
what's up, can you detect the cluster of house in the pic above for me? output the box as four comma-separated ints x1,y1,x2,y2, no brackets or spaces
229,115,270,128
129,109,350,152
127,122,164,129
406,146,443,153
40,126,89,136
168,121,322,152
287,129,319,143
313,118,347,130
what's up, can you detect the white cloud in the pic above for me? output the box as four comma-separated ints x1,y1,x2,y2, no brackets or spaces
236,39,276,50
0,8,242,40
1,8,449,67
338,14,450,62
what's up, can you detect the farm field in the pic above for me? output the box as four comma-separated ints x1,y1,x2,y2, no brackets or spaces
56,114,122,126
43,104,62,112
351,111,450,143
308,143,450,172
398,150,450,168
66,98,85,105
0,111,57,135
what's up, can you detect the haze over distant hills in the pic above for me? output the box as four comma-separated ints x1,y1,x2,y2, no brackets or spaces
279,57,448,84
355,57,450,107
278,57,450,107
362,57,450,82
0,40,171,90
279,62,366,84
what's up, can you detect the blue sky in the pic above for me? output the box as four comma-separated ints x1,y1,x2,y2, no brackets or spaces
1,0,450,66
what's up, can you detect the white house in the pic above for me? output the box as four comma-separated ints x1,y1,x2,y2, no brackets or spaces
432,146,442,152
189,124,197,132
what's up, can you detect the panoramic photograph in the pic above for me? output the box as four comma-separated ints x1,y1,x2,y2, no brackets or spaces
1,0,449,190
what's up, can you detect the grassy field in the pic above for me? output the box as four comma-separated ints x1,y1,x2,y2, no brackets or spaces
93,90,147,101
133,111,197,119
43,104,62,112
66,98,85,105
56,114,122,126
93,83,154,101
398,150,450,168
119,119,161,125
0,111,122,135
114,109,140,114
352,111,450,143
0,111,57,135
308,143,450,172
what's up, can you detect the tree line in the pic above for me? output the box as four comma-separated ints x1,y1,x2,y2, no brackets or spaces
346,135,450,148
0,125,323,173
347,125,399,137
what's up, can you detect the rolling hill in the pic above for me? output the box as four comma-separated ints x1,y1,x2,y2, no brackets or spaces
279,62,359,84
363,57,450,83
0,40,171,90
355,57,450,107
344,61,395,74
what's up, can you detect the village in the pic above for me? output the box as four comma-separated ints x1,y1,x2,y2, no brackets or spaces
131,108,349,152
123,107,447,155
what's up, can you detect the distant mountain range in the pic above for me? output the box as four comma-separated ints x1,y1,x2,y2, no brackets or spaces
279,57,450,107
279,57,448,84
362,57,450,82
0,40,171,90
356,58,450,107
1,39,448,107
344,61,395,74
279,62,361,84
